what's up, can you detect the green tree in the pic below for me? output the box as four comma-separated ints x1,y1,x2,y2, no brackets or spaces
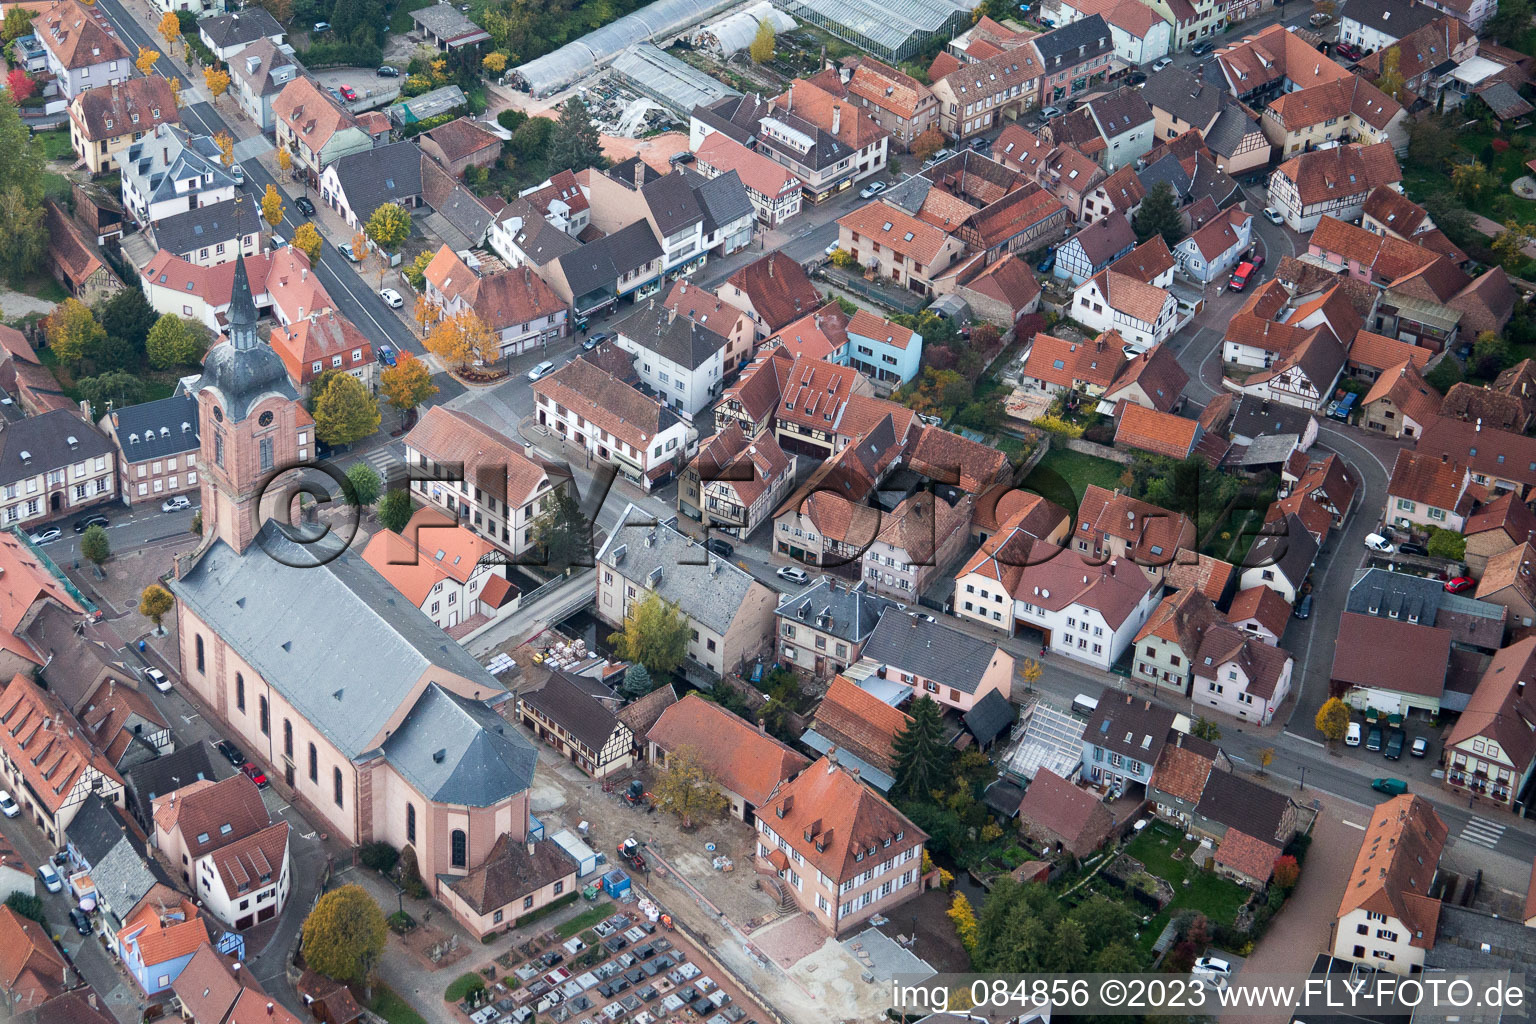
139,584,174,634
892,695,949,800
1,7,35,43
95,286,158,354
301,884,387,986
146,314,207,368
622,662,652,698
652,744,728,828
1407,117,1458,168
344,462,382,508
612,591,689,676
1488,0,1532,42
46,299,105,365
1134,180,1184,245
4,892,45,927
313,373,381,445
0,97,45,285
77,371,147,414
1427,526,1467,560
378,489,414,533
403,249,434,290
1426,355,1463,393
547,97,604,174
1191,716,1221,741
80,524,110,567
1473,330,1513,377
748,19,775,62
364,202,412,254
508,116,554,162
532,486,589,570
1315,696,1350,746
1492,220,1535,269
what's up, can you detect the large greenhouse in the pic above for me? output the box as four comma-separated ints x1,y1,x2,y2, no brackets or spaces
513,0,740,97
691,2,798,56
779,0,970,61
610,44,739,114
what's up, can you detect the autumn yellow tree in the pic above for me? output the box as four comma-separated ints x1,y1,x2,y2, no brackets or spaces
482,52,507,74
414,294,440,335
379,351,437,420
157,11,180,52
168,77,182,106
947,893,979,953
204,67,230,105
260,184,285,236
292,222,322,264
423,309,497,369
214,131,234,168
350,231,367,265
135,46,159,74
277,147,292,179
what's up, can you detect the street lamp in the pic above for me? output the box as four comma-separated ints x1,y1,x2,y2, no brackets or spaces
1297,765,1306,791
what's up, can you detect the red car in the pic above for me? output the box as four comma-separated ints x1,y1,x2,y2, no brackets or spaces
1445,576,1475,594
240,762,270,789
1335,42,1364,62
338,84,357,101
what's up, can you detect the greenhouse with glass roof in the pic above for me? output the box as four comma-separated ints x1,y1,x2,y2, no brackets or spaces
780,0,970,61
611,43,739,114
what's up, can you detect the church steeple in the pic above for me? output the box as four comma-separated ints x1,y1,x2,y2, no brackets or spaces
227,248,259,352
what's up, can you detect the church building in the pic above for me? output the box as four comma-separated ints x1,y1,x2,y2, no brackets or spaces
168,254,539,890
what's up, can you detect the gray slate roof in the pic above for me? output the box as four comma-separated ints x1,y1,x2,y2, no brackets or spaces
596,503,766,634
90,830,166,920
775,577,899,645
381,684,538,806
198,8,283,49
110,394,199,462
964,689,1016,747
330,142,423,228
614,301,728,371
1139,67,1222,129
502,201,579,267
1032,15,1113,69
1341,0,1442,38
1229,396,1317,439
518,670,624,753
641,172,703,236
121,124,235,208
560,221,663,300
123,740,225,826
689,169,754,236
861,611,1002,694
1243,512,1318,585
1084,687,1176,761
1204,105,1259,160
65,794,136,868
1088,87,1153,137
0,410,116,486
153,197,260,260
170,523,537,805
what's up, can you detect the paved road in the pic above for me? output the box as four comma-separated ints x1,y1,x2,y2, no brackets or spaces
35,504,198,567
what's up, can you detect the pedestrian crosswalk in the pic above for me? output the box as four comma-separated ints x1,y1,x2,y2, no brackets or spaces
1459,816,1506,850
355,444,405,485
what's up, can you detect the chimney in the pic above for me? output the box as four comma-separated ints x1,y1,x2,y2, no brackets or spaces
267,1003,274,1016
634,160,645,188
786,83,793,114
233,963,240,973
832,104,842,135
758,719,767,735
527,841,535,856
88,994,97,1010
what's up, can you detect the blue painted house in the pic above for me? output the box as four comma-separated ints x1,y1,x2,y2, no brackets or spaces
1080,686,1179,794
1053,213,1137,285
118,894,208,995
846,309,923,388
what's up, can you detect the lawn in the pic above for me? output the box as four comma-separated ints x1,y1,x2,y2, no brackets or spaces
389,0,434,34
1124,823,1251,952
36,129,73,163
370,986,427,1024
1020,446,1125,512
556,903,613,939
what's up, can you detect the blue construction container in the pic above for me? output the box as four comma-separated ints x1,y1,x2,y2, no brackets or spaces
602,869,631,898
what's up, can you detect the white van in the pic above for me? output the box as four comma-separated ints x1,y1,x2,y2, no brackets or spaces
1072,694,1098,718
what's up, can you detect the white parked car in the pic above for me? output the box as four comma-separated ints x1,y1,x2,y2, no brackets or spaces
0,791,17,818
379,288,404,308
1193,957,1232,978
1263,207,1285,225
36,862,62,894
1346,722,1362,747
162,495,192,513
776,565,809,585
28,528,60,545
145,667,172,693
1365,533,1396,553
858,180,887,199
1151,56,1173,71
527,360,555,382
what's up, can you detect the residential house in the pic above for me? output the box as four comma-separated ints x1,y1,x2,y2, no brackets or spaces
1054,213,1136,285
117,893,207,995
272,77,374,187
859,613,1015,712
1084,88,1155,170
860,491,973,599
944,253,1043,328
583,160,754,275
440,835,579,940
1114,404,1202,460
1331,612,1452,716
776,578,900,679
173,945,300,1024
1222,279,1362,369
1004,542,1164,667
693,132,803,228
0,905,67,1009
1229,329,1347,412
150,198,261,268
1050,0,1172,65
515,669,633,779
1189,767,1299,846
1078,163,1149,225
1035,15,1116,105
151,774,290,929
227,38,299,133
1173,207,1252,284
533,359,692,490
761,79,893,199
197,8,282,61
612,299,729,419
517,170,591,238
1339,0,1445,52
1192,622,1294,724
121,741,224,832
1021,330,1133,398
1016,768,1116,858
403,404,568,557
1347,330,1432,383
1073,484,1196,580
1132,587,1220,697
718,252,824,335
1361,361,1441,440
1148,731,1222,824
1272,452,1358,540
1442,637,1536,809
68,77,178,176
79,679,173,773
423,246,568,359
1417,417,1536,498
1140,67,1224,144
34,0,130,100
0,674,123,845
0,409,117,528
1213,22,1355,103
906,423,1012,494
1331,794,1446,973
928,46,1045,142
1346,567,1507,661
816,57,940,149
648,693,809,821
1441,379,1531,433
1080,688,1177,791
1267,143,1404,232
419,118,502,177
754,756,925,934
662,279,757,374
598,504,779,679
1385,448,1474,532
319,141,423,233
1464,493,1536,575
676,422,794,537
840,309,920,388
139,249,281,332
361,507,518,638
540,220,666,319
268,311,374,399
1227,585,1293,644
1260,76,1408,158
1476,541,1536,630
836,199,965,297
800,675,908,791
1239,512,1319,603
1071,258,1180,352
117,124,237,227
1361,186,1461,254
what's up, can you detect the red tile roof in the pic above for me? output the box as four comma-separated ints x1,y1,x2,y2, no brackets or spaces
1336,795,1446,948
1214,828,1280,883
1115,404,1200,459
756,756,925,882
404,405,560,510
647,693,810,807
1274,143,1402,208
809,676,910,776
838,201,957,268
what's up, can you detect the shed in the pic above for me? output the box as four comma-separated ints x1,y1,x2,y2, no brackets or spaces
551,829,599,877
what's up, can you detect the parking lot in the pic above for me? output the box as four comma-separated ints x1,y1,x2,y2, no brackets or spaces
309,65,401,111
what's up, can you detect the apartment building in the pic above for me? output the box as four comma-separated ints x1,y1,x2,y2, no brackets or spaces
35,0,131,101
99,393,199,506
1331,794,1446,974
0,411,117,527
68,77,179,176
532,359,692,491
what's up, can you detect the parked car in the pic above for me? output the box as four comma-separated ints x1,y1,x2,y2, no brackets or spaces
1372,777,1408,795
706,537,734,557
1036,249,1057,274
1384,729,1404,760
1189,40,1215,55
1039,106,1063,119
970,135,991,149
1229,261,1256,291
337,242,360,262
294,196,316,217
583,331,610,351
1151,56,1173,71
313,20,330,31
1335,42,1363,61
1398,542,1429,556
379,287,404,308
1346,722,1362,747
1245,248,1265,270
27,528,60,545
216,739,246,766
1308,11,1331,24
69,908,91,935
527,360,555,382
0,791,17,817
1263,207,1285,225
1364,533,1395,553
241,762,269,789
36,862,61,893
1411,736,1429,758
1293,593,1312,619
777,565,809,585
1445,576,1475,593
73,513,109,533
1366,725,1384,752
162,495,192,512
270,235,286,250
230,164,245,186
377,345,397,367
1193,957,1232,978
338,84,357,101
859,180,888,199
377,65,399,77
145,667,171,693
